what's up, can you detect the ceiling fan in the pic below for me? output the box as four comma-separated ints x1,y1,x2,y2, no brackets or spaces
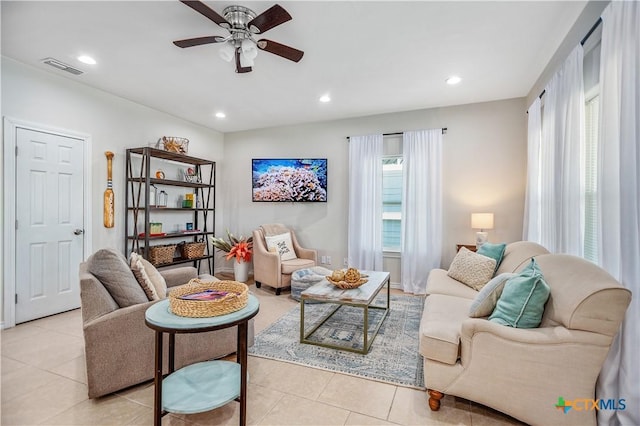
174,0,304,73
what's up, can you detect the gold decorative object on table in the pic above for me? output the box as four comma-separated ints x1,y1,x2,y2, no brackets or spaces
169,279,249,317
326,267,368,289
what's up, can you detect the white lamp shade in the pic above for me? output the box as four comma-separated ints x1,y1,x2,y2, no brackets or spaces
241,39,258,60
471,213,494,230
218,43,235,62
239,53,254,68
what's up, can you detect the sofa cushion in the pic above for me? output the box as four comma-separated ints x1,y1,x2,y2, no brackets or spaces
426,269,479,299
130,253,167,300
265,232,297,261
420,294,473,365
477,242,506,274
87,249,148,308
447,247,496,290
468,273,517,318
495,241,549,275
489,259,551,328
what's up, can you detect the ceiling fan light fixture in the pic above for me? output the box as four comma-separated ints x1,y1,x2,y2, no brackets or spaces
239,51,255,68
241,38,258,60
219,43,235,62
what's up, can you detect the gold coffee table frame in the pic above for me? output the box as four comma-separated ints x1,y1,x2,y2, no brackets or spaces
299,271,390,354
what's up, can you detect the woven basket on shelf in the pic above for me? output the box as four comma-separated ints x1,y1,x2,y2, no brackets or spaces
148,244,177,266
169,279,249,318
179,241,206,259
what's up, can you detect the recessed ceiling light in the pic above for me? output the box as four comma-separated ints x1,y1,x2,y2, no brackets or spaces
319,94,331,103
446,76,461,85
77,55,96,65
215,112,226,119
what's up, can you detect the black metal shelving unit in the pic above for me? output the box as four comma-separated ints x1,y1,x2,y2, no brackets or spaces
125,147,216,273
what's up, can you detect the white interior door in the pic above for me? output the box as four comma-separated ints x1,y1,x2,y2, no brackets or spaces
15,128,85,323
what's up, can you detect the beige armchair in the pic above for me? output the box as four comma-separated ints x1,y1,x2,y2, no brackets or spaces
80,250,254,398
252,223,317,295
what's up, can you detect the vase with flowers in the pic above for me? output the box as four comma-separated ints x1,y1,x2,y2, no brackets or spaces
210,231,253,282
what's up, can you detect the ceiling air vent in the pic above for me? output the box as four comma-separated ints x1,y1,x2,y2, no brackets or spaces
41,57,83,75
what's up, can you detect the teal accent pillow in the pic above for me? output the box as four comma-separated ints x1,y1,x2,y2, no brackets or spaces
477,242,507,274
469,273,517,318
489,259,550,328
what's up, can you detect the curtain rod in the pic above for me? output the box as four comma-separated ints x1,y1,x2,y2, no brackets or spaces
538,17,603,100
346,128,447,140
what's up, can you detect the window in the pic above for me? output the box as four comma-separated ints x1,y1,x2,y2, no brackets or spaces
584,94,599,263
382,156,402,251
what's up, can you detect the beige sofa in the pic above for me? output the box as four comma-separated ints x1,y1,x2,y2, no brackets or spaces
80,257,254,398
420,241,632,426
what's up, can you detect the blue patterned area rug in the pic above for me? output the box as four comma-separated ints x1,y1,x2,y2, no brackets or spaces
249,294,425,389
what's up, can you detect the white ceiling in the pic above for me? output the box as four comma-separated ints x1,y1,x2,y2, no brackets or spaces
2,1,587,133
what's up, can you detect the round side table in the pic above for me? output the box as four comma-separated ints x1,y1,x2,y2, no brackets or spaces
145,295,259,426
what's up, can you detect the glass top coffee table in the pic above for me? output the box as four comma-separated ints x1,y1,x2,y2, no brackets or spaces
299,270,390,354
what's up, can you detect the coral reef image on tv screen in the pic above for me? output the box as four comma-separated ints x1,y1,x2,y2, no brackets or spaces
252,159,327,202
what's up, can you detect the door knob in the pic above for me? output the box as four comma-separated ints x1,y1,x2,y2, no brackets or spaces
74,229,84,235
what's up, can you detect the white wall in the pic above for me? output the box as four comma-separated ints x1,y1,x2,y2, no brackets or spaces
1,58,224,325
222,98,528,283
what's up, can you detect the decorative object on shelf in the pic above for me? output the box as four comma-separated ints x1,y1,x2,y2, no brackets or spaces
103,151,115,228
178,240,206,259
471,213,494,249
157,136,189,154
148,244,177,266
149,184,157,207
157,190,168,207
182,193,194,208
326,267,368,289
150,223,163,234
169,279,249,318
183,167,200,183
186,222,194,231
252,158,327,202
155,169,165,179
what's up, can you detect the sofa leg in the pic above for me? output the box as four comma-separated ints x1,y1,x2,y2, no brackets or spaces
275,288,282,296
427,389,444,411
255,281,261,288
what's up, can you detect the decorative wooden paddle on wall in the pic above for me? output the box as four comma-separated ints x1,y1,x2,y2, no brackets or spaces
104,151,115,228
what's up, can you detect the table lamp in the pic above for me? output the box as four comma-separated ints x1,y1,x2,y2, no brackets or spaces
471,213,494,248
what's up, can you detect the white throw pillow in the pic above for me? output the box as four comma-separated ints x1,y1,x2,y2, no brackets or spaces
264,232,297,261
130,252,167,300
469,273,517,317
447,247,497,290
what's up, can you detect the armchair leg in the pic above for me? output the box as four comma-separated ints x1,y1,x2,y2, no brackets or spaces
427,389,444,411
255,281,261,288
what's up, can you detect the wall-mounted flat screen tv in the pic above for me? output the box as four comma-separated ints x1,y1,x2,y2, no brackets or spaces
252,158,327,202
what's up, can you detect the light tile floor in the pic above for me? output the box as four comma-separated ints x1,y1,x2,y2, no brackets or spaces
1,277,523,425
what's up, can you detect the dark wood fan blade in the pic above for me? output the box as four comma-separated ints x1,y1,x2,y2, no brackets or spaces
235,48,253,73
257,39,304,62
180,0,231,29
173,36,224,48
247,4,292,33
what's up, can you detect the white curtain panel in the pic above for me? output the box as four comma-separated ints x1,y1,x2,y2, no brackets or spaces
523,97,542,241
400,129,442,294
595,2,640,425
538,45,585,255
347,134,384,271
